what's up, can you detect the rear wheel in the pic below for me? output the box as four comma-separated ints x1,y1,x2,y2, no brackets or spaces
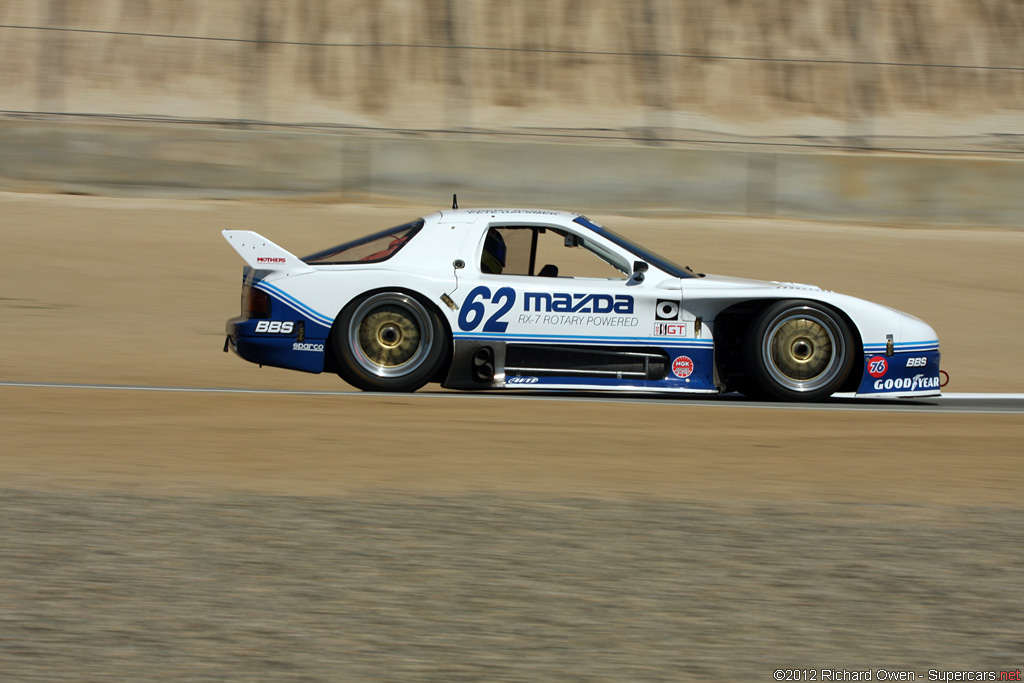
744,300,853,402
334,292,447,392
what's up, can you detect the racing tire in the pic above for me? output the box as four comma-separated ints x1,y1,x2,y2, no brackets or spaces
744,300,854,402
334,292,448,392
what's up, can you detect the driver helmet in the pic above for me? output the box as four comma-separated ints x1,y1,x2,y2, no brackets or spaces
481,228,506,274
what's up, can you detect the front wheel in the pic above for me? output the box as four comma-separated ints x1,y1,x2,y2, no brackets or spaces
334,292,448,392
744,300,854,402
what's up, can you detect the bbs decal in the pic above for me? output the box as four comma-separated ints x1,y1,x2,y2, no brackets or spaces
906,357,927,367
255,320,294,334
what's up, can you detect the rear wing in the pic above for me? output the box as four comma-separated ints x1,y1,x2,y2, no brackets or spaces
222,230,314,274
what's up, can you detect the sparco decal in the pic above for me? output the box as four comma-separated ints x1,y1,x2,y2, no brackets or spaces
874,374,940,391
867,355,888,378
292,342,324,352
672,356,694,379
255,320,294,334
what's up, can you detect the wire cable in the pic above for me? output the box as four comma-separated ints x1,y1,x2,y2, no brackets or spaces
4,110,1021,156
3,24,1023,72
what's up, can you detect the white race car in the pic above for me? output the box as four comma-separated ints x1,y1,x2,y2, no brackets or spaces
223,206,941,401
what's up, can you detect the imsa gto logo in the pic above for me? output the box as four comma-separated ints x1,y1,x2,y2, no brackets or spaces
255,320,294,334
654,322,687,337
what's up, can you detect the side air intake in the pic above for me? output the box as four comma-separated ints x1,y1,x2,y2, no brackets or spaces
471,346,495,382
505,344,669,381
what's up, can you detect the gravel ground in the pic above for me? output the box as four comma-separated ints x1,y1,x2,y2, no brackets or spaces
2,490,1021,681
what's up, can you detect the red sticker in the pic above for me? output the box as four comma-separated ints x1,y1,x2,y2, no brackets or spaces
867,356,888,378
672,356,694,378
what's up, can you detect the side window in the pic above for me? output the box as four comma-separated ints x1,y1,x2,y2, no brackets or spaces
481,226,628,279
490,228,534,275
303,220,422,265
534,228,628,279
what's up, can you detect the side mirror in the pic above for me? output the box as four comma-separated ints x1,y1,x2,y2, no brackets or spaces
631,260,649,282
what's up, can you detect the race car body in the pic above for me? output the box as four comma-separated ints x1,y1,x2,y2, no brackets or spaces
223,207,941,401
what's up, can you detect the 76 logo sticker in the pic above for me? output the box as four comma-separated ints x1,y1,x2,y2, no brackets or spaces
867,356,888,378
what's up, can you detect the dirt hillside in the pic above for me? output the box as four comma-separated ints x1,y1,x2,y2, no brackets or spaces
4,0,1021,137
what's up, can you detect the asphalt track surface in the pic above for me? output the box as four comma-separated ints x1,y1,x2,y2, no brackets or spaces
3,196,1023,681
2,380,1024,414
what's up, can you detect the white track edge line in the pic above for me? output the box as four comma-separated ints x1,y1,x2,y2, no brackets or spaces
1,381,1022,414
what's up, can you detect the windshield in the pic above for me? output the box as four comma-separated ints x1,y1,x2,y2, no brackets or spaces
302,220,423,265
573,216,698,279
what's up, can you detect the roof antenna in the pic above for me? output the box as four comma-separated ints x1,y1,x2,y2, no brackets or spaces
452,194,458,210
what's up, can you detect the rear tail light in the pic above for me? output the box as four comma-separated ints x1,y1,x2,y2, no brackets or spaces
242,285,270,319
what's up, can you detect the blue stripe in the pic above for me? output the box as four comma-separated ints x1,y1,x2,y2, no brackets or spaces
864,341,939,352
455,331,714,347
255,282,333,328
508,376,718,392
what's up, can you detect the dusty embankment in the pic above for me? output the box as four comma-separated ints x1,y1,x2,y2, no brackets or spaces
3,0,1021,136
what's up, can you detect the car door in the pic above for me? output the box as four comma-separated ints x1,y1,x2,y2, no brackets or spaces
450,219,692,385
454,221,651,339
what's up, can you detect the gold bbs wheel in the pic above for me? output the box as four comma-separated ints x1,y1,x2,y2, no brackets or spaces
356,304,423,371
748,301,854,401
336,292,447,392
766,315,834,383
